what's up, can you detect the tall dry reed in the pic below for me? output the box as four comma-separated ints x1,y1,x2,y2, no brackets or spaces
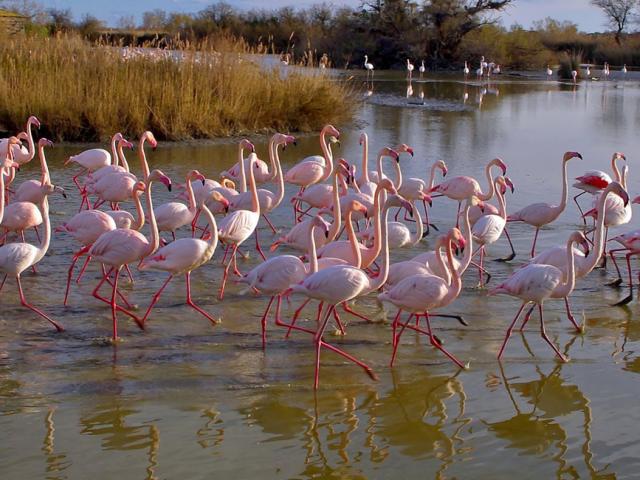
0,35,356,141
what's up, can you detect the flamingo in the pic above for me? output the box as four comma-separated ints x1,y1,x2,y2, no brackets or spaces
89,170,171,340
154,170,206,240
507,151,582,257
419,60,425,78
608,198,640,305
219,139,267,189
13,139,66,204
490,231,589,362
217,152,261,300
66,132,120,195
364,55,374,79
571,70,578,84
139,191,229,328
572,152,625,221
463,61,470,77
546,65,553,77
359,195,426,249
0,115,39,165
398,159,447,233
239,215,331,347
290,193,405,388
406,59,414,80
0,138,22,222
355,132,379,198
525,181,629,325
471,177,509,287
378,228,468,368
586,65,592,77
0,193,63,331
430,157,507,227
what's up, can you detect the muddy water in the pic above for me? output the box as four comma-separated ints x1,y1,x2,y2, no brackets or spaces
2,72,640,479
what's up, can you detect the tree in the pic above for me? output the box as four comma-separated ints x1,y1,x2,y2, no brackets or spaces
117,15,136,30
47,7,74,33
142,9,167,30
591,0,637,44
76,13,104,37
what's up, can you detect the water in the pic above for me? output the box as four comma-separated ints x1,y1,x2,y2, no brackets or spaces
3,72,640,479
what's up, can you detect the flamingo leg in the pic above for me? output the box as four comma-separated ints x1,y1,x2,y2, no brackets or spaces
573,192,587,224
64,245,91,306
262,214,277,234
92,266,140,322
519,304,536,331
276,296,315,336
332,307,347,335
425,312,466,368
390,310,410,367
341,301,371,323
613,252,636,306
284,298,311,339
185,272,217,325
530,228,540,258
16,275,64,332
139,274,174,329
0,274,7,292
75,255,92,284
124,264,135,284
495,227,516,262
260,296,275,349
221,244,230,264
564,297,583,332
455,202,462,228
606,248,628,286
218,245,237,300
538,304,568,362
254,227,267,261
232,248,242,277
34,226,41,243
498,302,527,360
110,268,121,340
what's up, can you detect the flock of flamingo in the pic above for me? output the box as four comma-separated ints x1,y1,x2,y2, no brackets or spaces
0,117,638,389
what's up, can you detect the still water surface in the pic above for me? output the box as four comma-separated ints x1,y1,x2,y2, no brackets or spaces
3,72,640,479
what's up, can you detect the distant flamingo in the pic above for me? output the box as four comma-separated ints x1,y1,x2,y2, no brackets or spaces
419,60,425,78
547,65,553,77
379,228,468,368
586,65,592,77
89,170,171,340
364,55,374,79
13,139,66,204
490,231,589,362
0,194,63,332
507,151,582,257
139,191,229,327
463,61,470,77
571,70,578,83
217,153,261,300
406,59,414,80
430,157,507,227
572,152,624,221
290,193,404,388
154,170,206,240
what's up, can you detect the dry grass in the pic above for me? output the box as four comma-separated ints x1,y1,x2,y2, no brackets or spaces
0,34,356,141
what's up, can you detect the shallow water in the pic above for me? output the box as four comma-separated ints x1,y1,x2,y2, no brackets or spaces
3,72,640,479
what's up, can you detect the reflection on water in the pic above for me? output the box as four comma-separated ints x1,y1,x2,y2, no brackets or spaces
3,72,640,477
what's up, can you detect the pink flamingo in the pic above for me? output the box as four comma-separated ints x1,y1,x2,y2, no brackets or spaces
217,153,261,300
359,195,427,249
285,124,339,221
290,193,403,388
608,199,640,305
139,191,229,327
355,132,376,197
507,151,582,257
522,181,629,326
220,140,270,188
0,115,39,165
154,170,206,240
489,231,589,362
66,132,121,196
89,170,171,340
0,193,63,332
368,144,412,186
572,152,625,221
398,159,447,232
379,228,468,368
13,138,66,204
0,138,22,221
430,157,507,227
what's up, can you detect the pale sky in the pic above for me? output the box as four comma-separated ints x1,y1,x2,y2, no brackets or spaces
37,0,608,32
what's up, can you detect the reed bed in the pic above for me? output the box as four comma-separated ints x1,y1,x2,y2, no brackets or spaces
0,35,356,141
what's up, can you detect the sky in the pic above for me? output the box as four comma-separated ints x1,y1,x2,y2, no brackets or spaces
34,0,609,32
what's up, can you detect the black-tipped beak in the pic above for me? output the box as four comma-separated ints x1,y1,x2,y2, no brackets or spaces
293,141,297,147
324,230,329,238
62,191,67,199
167,183,172,192
201,179,206,186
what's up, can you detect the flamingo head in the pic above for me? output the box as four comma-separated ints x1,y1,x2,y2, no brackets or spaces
188,169,206,185
632,195,640,205
119,138,134,150
48,184,66,199
385,193,413,217
570,231,590,257
347,200,369,219
221,178,236,190
359,132,367,146
490,157,507,175
324,124,340,139
277,133,296,150
240,138,255,153
27,115,41,129
504,176,515,193
613,152,626,162
112,132,124,143
337,160,351,183
605,181,629,207
436,160,448,176
495,176,507,192
378,178,397,195
38,138,54,148
148,169,172,191
311,215,331,238
476,200,486,213
395,143,414,157
210,191,229,213
132,180,146,195
563,151,582,162
142,131,158,150
383,147,400,163
449,227,466,252
5,136,21,160
421,192,433,207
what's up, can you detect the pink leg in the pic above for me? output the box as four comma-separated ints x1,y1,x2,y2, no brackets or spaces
64,245,91,306
218,246,237,300
425,312,466,368
110,268,121,340
342,301,371,323
538,304,568,361
255,226,267,261
262,214,277,234
613,252,637,306
185,272,218,325
284,298,313,338
260,296,275,349
221,244,230,264
498,302,527,360
530,228,540,258
496,227,516,262
139,274,174,329
519,304,536,331
0,274,7,292
75,255,92,284
16,275,64,332
390,309,409,367
232,249,242,277
92,266,140,322
331,307,347,335
124,264,135,284
564,297,582,332
33,226,41,243
455,202,461,228
275,295,314,335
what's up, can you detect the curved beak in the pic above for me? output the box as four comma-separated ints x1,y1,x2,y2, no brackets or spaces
407,147,414,157
422,193,432,207
195,173,206,186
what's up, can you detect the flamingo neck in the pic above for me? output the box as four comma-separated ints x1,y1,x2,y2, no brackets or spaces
344,208,362,269
360,134,370,184
327,168,342,241
337,172,349,196
247,156,260,213
496,186,506,219
319,129,334,182
117,143,130,173
138,136,151,180
410,199,423,245
427,163,438,190
110,136,119,166
583,185,617,276
556,237,578,297
144,180,160,257
267,136,278,182
443,237,462,306
6,166,16,188
238,145,248,194
35,196,51,264
557,159,570,215
367,203,391,291
25,120,36,162
38,144,50,186
458,201,474,275
611,155,623,182
364,184,385,268
477,162,497,201
186,177,198,212
200,203,219,260
392,159,402,189
0,167,6,223
434,240,451,284
131,189,145,231
307,223,320,274
272,142,286,209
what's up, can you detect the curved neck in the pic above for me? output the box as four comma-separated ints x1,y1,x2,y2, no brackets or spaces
583,187,616,275
0,168,6,223
458,201,473,275
238,144,247,193
556,238,578,297
319,131,334,181
272,142,286,209
38,144,50,186
496,186,506,219
186,178,198,212
427,163,438,190
327,169,342,241
138,137,151,180
267,136,278,182
442,238,462,305
367,204,391,290
360,134,369,184
337,172,349,196
25,121,36,161
34,197,51,263
365,184,386,268
477,163,497,201
344,208,362,269
110,136,119,166
246,156,259,213
118,143,130,172
200,203,219,257
434,241,451,284
131,189,145,231
307,223,320,274
611,156,623,182
410,200,423,245
557,160,570,214
144,181,160,256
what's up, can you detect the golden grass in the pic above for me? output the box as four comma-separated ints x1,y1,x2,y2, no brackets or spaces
0,35,356,141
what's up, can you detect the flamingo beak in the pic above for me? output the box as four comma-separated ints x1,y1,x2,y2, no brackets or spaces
403,199,413,217
196,173,206,186
422,193,432,207
407,147,414,157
